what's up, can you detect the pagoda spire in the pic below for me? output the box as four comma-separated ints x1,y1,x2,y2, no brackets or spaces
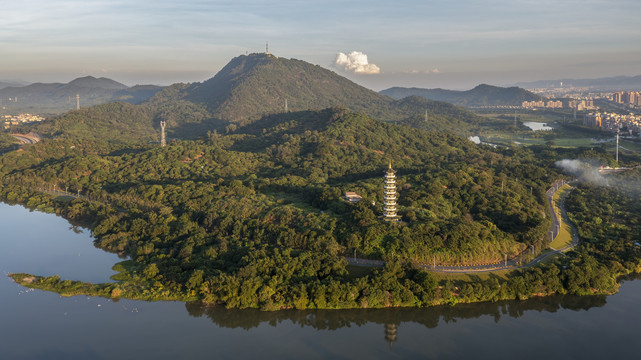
383,161,398,222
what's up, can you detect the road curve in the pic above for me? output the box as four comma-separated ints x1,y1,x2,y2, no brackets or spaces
346,180,579,273
11,133,41,145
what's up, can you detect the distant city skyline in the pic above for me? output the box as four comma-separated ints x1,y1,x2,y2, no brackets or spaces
2,0,640,90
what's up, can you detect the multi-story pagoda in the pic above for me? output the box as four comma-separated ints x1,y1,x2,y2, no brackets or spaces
383,161,399,221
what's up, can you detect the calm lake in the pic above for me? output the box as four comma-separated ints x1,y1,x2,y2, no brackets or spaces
2,202,641,359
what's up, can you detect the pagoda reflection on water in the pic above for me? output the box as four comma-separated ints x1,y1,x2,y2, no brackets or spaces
384,323,398,349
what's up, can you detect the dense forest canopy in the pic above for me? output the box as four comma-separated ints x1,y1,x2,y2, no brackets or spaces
2,108,556,264
0,133,18,152
2,106,640,309
2,53,640,311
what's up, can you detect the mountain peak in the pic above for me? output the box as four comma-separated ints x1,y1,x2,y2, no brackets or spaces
66,76,127,90
178,53,392,123
471,83,498,91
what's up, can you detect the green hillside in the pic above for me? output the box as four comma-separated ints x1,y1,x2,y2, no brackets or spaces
180,54,393,123
19,53,484,143
1,108,552,266
2,107,631,309
29,102,158,144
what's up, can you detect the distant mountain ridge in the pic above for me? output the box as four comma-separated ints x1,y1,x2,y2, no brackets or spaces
0,76,163,113
0,80,29,90
21,53,485,142
143,53,484,137
380,84,543,107
516,75,641,90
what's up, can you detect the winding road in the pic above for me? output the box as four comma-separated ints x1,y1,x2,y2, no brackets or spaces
347,180,580,273
11,132,41,145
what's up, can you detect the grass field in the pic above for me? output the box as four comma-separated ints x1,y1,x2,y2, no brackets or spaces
345,265,376,279
549,184,574,250
538,251,564,265
474,111,636,151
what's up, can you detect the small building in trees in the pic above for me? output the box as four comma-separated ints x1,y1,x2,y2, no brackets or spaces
343,192,363,203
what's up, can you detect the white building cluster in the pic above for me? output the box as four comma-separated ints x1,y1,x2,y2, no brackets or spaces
2,114,45,129
521,98,596,110
584,112,641,135
521,100,564,109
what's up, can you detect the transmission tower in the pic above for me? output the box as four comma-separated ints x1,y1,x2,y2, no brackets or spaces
160,121,166,147
616,126,620,163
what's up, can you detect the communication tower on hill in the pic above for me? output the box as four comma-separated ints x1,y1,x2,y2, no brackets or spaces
266,41,270,55
76,94,80,110
160,121,167,147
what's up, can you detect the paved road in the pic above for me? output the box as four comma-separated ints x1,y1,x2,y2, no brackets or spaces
556,187,580,251
347,180,579,273
11,133,41,145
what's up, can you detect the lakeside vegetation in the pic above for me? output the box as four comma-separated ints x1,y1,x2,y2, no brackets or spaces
3,106,641,310
2,52,640,310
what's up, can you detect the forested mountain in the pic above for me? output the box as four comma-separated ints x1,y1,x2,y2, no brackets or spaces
146,53,485,134
381,84,543,107
171,53,394,123
31,102,158,143
18,53,484,142
4,105,632,309
0,76,162,113
1,107,553,268
112,85,164,104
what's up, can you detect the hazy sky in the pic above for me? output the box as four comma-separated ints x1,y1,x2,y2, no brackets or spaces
2,0,641,90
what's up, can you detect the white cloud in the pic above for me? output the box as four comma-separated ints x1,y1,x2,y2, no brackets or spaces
335,51,381,74
406,68,440,74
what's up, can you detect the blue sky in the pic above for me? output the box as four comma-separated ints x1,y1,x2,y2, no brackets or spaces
2,0,640,89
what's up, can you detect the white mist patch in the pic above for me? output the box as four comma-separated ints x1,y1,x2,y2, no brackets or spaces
335,51,381,74
555,159,609,186
468,136,481,144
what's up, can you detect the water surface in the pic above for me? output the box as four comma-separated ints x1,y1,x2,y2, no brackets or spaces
2,202,641,359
